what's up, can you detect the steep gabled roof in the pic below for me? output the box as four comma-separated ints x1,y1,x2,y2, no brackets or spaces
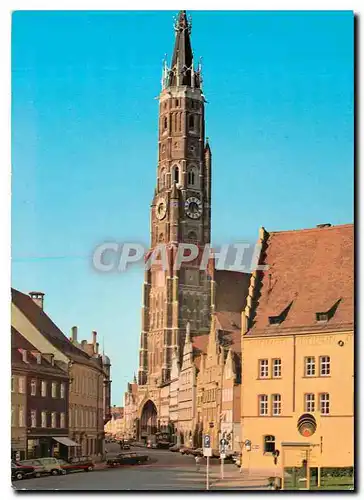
247,224,354,335
12,288,102,369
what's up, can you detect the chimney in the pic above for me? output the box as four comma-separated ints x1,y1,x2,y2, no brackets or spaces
21,350,28,363
29,292,44,310
92,331,97,346
95,342,99,355
71,326,78,343
316,223,332,228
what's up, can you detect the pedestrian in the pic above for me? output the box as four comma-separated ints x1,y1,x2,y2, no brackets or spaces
195,454,201,472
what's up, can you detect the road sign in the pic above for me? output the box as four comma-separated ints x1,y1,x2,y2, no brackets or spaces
203,447,212,457
220,438,227,446
204,435,211,448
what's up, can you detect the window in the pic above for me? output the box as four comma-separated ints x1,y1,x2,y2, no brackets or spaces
187,168,196,186
172,165,179,184
304,393,315,412
30,410,37,428
11,405,16,427
51,412,57,428
18,376,25,394
320,356,330,376
316,312,328,322
163,116,167,130
30,379,37,396
272,359,281,378
264,435,275,453
259,395,268,416
41,411,47,428
52,382,57,398
320,393,330,415
60,383,65,399
188,115,195,130
11,376,15,392
272,394,281,416
41,380,47,397
259,359,269,378
175,99,179,107
18,406,25,427
305,357,315,376
60,412,65,429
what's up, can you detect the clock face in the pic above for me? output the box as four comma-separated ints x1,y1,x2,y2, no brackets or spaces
156,197,167,220
185,196,203,219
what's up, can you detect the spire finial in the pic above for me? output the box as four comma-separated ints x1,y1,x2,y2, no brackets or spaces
186,321,191,342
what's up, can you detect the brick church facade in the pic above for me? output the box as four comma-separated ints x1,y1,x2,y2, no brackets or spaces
136,11,214,441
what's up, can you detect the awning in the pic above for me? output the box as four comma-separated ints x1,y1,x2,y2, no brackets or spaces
52,436,81,447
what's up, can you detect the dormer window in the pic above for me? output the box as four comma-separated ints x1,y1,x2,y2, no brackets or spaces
315,299,341,323
316,312,328,322
268,301,293,326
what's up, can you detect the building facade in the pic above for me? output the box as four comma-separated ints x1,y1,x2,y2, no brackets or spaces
11,327,70,460
241,224,354,476
11,288,111,460
137,10,213,440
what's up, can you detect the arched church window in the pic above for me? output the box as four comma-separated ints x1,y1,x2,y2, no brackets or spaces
172,165,179,184
163,116,168,130
187,167,197,186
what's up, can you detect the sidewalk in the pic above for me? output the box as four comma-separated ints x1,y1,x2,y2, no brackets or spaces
208,465,270,490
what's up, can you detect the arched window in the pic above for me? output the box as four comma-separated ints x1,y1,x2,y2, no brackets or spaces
172,165,179,184
163,116,168,130
187,168,196,186
175,99,179,107
189,115,195,130
158,233,164,243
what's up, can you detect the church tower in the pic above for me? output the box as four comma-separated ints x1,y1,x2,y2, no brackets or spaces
138,11,212,391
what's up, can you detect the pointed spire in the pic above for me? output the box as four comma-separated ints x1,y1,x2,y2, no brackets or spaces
186,321,191,342
133,373,137,384
169,11,196,88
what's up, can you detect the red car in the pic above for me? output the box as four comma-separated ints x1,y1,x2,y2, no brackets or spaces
58,456,94,473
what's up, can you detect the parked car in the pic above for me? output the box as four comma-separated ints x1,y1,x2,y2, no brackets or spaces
169,444,180,452
57,456,94,473
19,457,66,476
11,461,35,481
107,452,149,467
120,443,130,450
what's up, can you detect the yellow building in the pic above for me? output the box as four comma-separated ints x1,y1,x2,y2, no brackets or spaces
241,224,354,480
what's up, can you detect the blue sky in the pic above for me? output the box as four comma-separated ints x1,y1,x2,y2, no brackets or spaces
11,10,353,404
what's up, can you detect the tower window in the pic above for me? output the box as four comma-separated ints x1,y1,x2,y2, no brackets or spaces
163,117,168,130
188,169,195,186
175,99,179,107
187,231,198,243
172,166,179,184
189,115,195,130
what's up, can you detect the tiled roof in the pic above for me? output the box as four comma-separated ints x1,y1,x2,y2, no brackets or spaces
192,334,209,354
215,311,241,332
12,288,102,370
214,270,251,313
248,224,354,335
11,327,67,378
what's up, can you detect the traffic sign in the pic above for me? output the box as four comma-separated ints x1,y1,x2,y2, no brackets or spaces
204,435,211,448
220,438,227,446
204,447,212,457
